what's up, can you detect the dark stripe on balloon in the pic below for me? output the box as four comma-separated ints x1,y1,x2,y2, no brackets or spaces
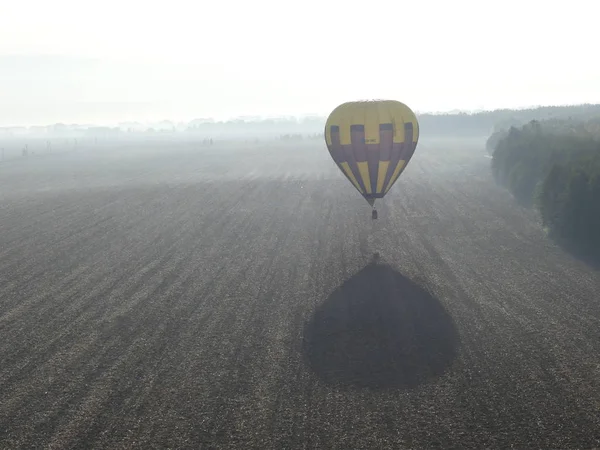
349,124,369,194
328,125,344,164
383,142,404,191
366,145,379,194
402,122,417,164
328,126,357,190
342,144,368,193
379,123,393,161
350,125,367,162
406,141,417,161
377,123,394,193
383,122,416,191
365,145,379,194
392,124,415,191
400,123,414,161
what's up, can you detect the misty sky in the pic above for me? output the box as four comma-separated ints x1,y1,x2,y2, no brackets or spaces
1,0,599,126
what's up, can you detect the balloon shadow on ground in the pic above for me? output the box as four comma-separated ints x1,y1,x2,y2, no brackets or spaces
303,260,459,390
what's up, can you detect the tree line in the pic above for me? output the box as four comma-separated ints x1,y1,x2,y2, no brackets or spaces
490,118,600,257
5,103,600,139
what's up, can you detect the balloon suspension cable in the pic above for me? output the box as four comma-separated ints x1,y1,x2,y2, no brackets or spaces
369,203,382,259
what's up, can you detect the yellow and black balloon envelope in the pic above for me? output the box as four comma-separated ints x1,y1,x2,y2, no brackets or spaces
324,100,419,206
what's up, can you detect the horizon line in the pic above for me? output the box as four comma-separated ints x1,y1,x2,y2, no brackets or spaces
2,102,599,129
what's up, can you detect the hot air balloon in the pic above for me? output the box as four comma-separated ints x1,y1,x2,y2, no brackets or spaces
324,100,419,219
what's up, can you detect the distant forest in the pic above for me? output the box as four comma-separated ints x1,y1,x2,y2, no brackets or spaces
148,103,600,138
489,115,600,259
4,104,600,140
420,104,600,137
169,104,600,138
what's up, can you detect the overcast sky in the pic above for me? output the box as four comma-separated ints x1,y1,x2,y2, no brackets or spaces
1,0,599,126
